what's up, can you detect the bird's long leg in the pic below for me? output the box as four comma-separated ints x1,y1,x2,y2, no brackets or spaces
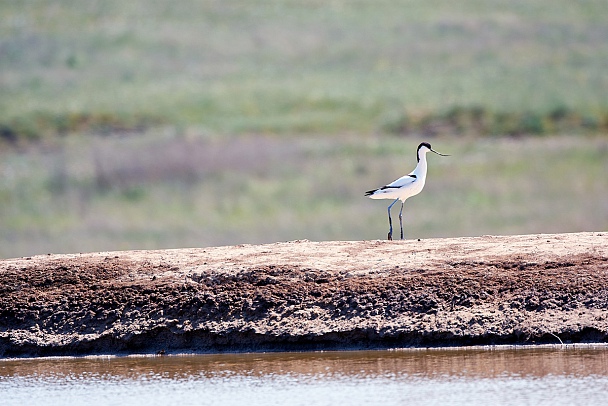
399,201,404,240
387,199,399,241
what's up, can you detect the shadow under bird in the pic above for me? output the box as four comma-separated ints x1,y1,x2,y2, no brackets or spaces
365,142,449,240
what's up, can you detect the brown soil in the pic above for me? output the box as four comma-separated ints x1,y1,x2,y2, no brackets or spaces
1,232,607,357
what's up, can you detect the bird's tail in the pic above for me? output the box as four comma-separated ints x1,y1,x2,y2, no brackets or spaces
364,189,378,196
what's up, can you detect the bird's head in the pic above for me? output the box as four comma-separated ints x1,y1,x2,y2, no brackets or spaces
417,142,449,162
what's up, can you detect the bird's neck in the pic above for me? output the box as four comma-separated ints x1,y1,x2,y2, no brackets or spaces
413,153,428,177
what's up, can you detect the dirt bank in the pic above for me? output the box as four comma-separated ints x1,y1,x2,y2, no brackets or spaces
1,232,607,357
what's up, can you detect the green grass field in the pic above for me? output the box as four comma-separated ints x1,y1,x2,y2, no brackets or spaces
2,0,608,137
1,1,607,258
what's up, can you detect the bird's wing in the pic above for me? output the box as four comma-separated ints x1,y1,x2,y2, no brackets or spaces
384,174,417,189
365,174,417,195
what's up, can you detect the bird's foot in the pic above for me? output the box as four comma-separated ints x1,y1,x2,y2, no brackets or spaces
387,232,393,241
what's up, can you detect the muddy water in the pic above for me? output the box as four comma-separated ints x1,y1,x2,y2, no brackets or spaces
1,346,607,406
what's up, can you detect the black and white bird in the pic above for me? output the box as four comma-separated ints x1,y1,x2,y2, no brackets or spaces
365,142,449,240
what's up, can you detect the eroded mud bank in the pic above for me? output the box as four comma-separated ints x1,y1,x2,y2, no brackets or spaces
1,232,607,357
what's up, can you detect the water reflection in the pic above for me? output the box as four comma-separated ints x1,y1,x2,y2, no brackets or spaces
1,346,607,406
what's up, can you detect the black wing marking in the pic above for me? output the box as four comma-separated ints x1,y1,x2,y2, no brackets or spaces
365,186,398,196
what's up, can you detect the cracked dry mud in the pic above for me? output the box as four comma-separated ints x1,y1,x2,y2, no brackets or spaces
1,232,607,357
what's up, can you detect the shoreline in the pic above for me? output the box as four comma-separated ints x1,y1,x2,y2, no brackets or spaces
2,343,608,362
1,232,607,358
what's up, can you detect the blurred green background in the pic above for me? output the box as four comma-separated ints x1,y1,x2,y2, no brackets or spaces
1,0,607,258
